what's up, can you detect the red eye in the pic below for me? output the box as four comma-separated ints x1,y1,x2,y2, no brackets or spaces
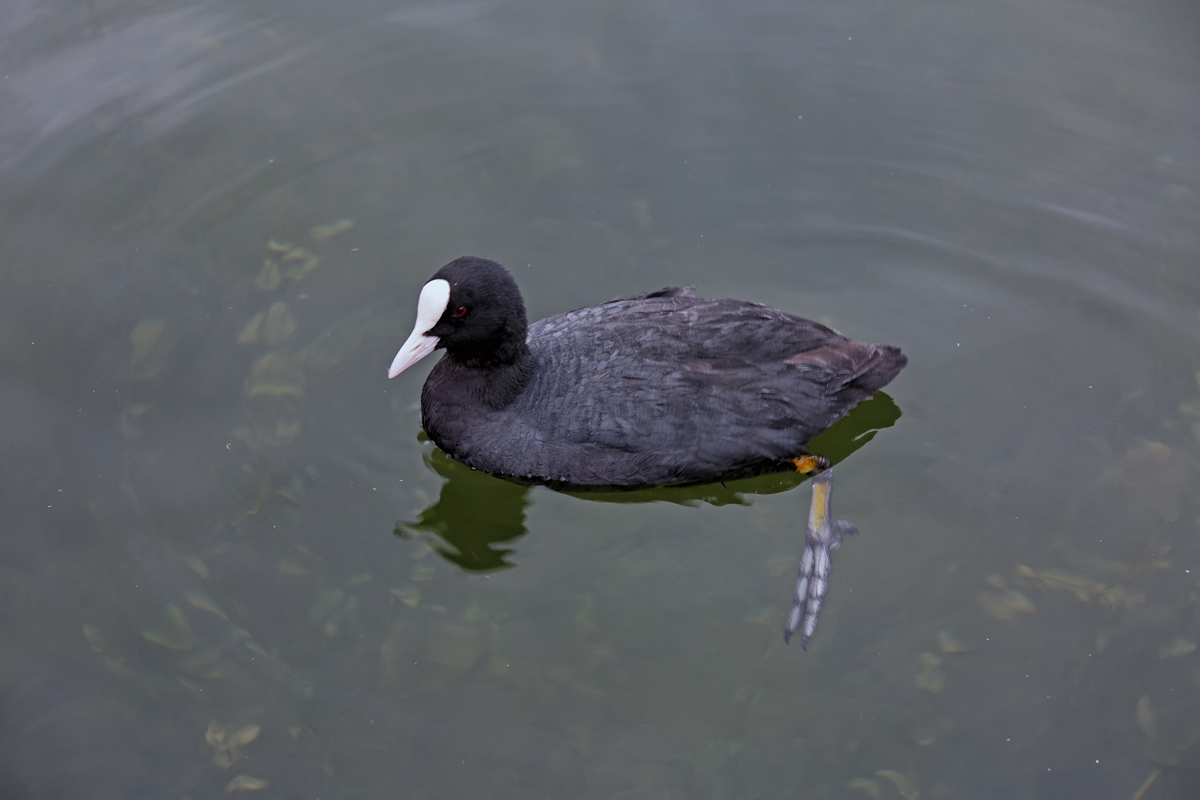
453,306,468,317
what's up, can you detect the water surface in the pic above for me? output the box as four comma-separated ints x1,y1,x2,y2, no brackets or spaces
2,0,1200,797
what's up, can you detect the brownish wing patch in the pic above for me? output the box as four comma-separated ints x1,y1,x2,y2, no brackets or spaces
783,341,884,387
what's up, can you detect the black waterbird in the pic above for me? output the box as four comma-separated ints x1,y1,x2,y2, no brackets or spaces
388,256,906,647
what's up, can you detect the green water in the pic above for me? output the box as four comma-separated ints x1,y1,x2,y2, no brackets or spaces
2,0,1199,797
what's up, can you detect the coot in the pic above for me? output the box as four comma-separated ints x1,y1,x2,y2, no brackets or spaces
388,256,906,648
389,257,905,486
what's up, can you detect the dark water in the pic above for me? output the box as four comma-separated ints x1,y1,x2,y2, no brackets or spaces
3,0,1200,797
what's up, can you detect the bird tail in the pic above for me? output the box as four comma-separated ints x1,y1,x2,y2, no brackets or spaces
785,341,906,398
848,344,906,396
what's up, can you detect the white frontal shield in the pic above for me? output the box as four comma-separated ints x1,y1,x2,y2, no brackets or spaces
388,279,450,378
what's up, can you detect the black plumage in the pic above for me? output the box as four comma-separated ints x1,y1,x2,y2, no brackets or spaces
392,257,906,488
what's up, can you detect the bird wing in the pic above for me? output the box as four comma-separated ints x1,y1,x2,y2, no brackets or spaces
518,295,875,478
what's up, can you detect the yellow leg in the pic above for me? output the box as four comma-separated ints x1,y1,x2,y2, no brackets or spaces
784,458,856,649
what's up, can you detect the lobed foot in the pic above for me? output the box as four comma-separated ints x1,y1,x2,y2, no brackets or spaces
783,463,859,649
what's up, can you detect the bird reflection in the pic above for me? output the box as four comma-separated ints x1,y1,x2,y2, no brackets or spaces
395,391,901,575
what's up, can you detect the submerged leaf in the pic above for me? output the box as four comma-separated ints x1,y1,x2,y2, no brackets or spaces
130,317,169,380
244,640,271,658
936,631,967,653
104,656,135,677
232,419,302,451
310,218,354,243
82,624,104,652
185,591,228,620
141,604,198,651
208,719,262,771
237,311,264,345
130,318,166,364
1158,637,1196,659
186,555,211,579
243,352,304,398
276,473,306,503
876,769,920,800
390,584,421,607
979,588,1036,620
225,775,268,792
1015,565,1106,602
1136,694,1158,743
277,560,307,577
915,653,945,693
229,723,261,748
1131,770,1161,800
179,645,224,672
1110,440,1198,522
846,778,882,799
255,258,281,291
282,246,320,280
261,302,297,345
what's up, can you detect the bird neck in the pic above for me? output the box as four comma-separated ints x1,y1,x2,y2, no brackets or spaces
446,338,534,409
